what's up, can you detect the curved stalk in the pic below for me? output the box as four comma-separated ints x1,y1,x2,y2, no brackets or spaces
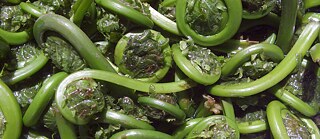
0,79,22,139
98,110,155,130
56,111,77,139
172,42,221,85
266,100,290,139
172,118,203,139
95,0,154,28
176,0,242,46
221,43,284,77
70,0,94,26
208,20,320,97
19,2,45,18
0,28,32,45
55,69,196,125
149,6,181,36
33,14,134,95
23,72,68,127
186,115,240,139
33,14,114,72
1,52,48,85
237,120,268,134
268,84,318,117
137,96,186,121
300,117,320,139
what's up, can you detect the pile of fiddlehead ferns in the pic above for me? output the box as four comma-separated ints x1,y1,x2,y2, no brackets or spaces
0,0,320,139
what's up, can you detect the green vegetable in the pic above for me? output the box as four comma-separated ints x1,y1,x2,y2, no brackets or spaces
138,96,186,121
33,13,135,95
98,110,154,130
221,43,284,78
208,19,320,97
23,72,68,127
1,43,49,85
176,0,242,46
172,118,204,139
1,1,320,138
114,29,171,82
236,110,268,134
268,59,320,117
186,115,240,139
57,77,105,125
0,28,31,45
19,2,45,18
0,79,22,139
33,14,114,72
70,0,94,26
149,6,181,36
266,100,319,139
95,0,154,28
0,5,32,32
172,39,221,85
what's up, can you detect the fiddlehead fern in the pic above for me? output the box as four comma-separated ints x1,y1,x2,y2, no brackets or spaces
221,42,284,79
97,95,154,130
176,0,242,46
267,100,320,139
236,110,268,134
172,39,221,85
172,118,204,139
1,43,48,85
208,19,320,97
268,59,320,117
0,5,32,32
57,77,105,125
95,0,154,28
0,5,32,45
138,94,186,122
114,29,171,82
186,115,240,139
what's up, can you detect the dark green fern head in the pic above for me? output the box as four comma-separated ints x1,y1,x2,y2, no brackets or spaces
42,36,87,73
